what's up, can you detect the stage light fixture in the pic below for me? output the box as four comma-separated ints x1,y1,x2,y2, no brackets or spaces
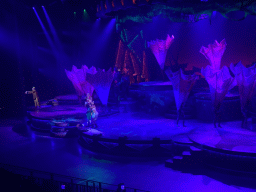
32,7,35,9
42,6,44,7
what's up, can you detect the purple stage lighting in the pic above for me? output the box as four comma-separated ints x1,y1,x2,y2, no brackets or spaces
42,6,61,48
33,8,57,57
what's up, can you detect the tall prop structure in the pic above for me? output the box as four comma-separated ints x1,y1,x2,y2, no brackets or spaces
200,39,226,71
165,68,198,126
230,62,256,127
200,39,236,127
65,65,97,104
148,34,175,70
86,68,115,106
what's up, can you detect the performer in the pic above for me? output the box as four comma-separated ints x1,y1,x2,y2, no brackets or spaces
25,87,40,108
91,102,99,128
85,93,93,105
177,102,186,127
213,100,222,128
121,68,130,100
85,102,92,127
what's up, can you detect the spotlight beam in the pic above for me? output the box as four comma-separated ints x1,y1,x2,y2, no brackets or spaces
42,6,61,49
33,8,55,53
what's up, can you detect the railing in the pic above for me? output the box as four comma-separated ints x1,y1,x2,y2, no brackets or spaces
0,163,149,192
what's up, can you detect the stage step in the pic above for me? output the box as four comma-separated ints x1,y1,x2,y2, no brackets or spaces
165,159,174,168
190,146,202,151
173,156,183,160
182,151,191,156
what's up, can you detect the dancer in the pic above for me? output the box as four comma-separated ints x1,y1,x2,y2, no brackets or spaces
25,87,40,108
213,100,222,128
121,68,130,100
177,102,186,127
85,102,92,127
200,39,236,128
91,102,99,128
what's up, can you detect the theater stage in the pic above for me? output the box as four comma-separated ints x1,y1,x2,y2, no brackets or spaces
26,91,256,175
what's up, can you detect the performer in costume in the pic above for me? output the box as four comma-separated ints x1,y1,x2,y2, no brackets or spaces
91,101,99,128
177,102,186,127
25,87,40,108
121,68,130,100
86,93,93,104
86,102,92,127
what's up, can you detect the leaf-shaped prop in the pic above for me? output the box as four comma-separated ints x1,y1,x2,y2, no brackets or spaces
148,34,174,70
230,61,256,116
201,65,236,108
200,39,227,70
65,69,83,96
165,68,198,111
86,69,115,105
65,65,96,97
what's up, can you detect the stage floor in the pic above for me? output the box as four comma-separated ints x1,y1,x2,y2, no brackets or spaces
28,102,256,154
92,112,256,154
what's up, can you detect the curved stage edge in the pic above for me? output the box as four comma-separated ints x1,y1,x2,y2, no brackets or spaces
79,117,256,175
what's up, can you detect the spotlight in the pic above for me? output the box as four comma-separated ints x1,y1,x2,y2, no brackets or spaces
32,7,35,9
42,6,44,7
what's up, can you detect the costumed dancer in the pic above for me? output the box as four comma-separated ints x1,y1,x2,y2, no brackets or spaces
91,101,99,128
85,93,93,106
177,102,186,127
121,68,130,100
85,102,92,127
84,93,93,127
113,67,122,104
201,66,236,128
200,39,236,128
25,87,40,108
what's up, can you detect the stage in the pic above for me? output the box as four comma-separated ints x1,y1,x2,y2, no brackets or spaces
27,89,256,175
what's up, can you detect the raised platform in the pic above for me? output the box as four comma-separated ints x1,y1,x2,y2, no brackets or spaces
27,104,119,137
